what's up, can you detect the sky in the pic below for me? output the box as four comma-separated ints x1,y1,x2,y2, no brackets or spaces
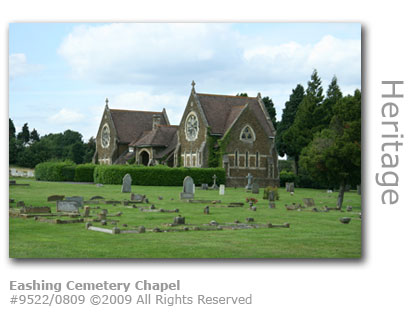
9,23,361,141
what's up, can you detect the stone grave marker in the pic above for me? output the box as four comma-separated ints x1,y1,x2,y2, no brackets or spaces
90,196,104,200
286,182,295,192
66,196,84,208
245,173,253,191
192,184,196,194
252,183,259,194
173,215,185,225
83,206,90,217
121,174,132,193
131,193,145,202
211,174,218,189
47,195,65,201
303,198,315,207
180,176,194,200
203,206,210,214
201,184,208,190
219,184,225,195
269,202,276,209
268,191,275,202
16,201,25,207
56,201,79,213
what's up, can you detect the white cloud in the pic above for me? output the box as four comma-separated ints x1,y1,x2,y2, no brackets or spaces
9,53,42,79
48,108,85,124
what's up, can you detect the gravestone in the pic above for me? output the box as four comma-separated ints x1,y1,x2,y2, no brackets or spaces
131,193,145,202
268,202,276,209
251,183,259,194
245,173,253,191
173,215,185,225
303,198,315,207
219,184,225,195
90,196,104,200
286,182,295,192
56,201,79,213
346,206,353,212
121,174,132,193
339,217,351,224
211,174,218,189
192,184,196,194
47,195,65,201
201,184,208,190
203,206,210,214
246,217,254,222
180,176,194,200
138,226,146,233
268,191,275,202
66,196,84,208
16,201,25,207
83,206,90,217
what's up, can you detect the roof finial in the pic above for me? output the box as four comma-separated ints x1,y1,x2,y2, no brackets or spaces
105,98,109,107
191,80,196,92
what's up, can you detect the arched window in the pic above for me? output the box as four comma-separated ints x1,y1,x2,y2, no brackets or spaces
245,152,249,168
240,125,256,142
256,152,259,167
234,150,238,167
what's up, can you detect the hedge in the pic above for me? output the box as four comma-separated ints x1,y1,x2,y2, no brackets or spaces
93,165,226,186
35,161,77,181
74,164,97,182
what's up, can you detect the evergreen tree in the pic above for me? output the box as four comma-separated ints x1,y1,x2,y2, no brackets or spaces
275,84,305,157
236,93,248,97
262,96,277,129
300,90,361,209
83,137,96,163
282,70,325,174
17,123,30,145
30,129,40,143
9,118,16,138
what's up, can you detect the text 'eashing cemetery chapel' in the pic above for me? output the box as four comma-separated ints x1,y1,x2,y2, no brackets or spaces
93,81,279,187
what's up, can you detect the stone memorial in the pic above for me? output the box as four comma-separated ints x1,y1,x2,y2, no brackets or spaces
83,206,90,217
201,184,209,190
66,196,84,208
173,215,185,225
121,174,132,193
90,196,104,200
131,193,145,202
211,174,218,189
268,202,276,209
180,176,194,200
47,195,65,201
339,217,351,224
346,206,353,212
286,182,295,192
251,183,259,194
219,184,225,195
303,198,315,207
245,173,253,192
268,191,275,202
138,226,146,233
203,206,210,214
56,200,79,213
16,201,25,207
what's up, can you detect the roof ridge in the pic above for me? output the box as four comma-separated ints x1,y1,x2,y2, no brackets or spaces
110,109,163,114
197,93,257,99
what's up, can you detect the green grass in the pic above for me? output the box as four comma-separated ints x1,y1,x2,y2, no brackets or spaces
9,177,361,259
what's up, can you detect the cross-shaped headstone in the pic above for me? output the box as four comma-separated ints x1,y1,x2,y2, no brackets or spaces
245,173,253,191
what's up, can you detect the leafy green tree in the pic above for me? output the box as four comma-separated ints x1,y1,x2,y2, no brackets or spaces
299,90,361,209
262,96,277,129
282,70,325,174
9,118,16,138
69,142,85,164
236,93,248,97
83,137,96,163
30,129,40,143
17,123,30,146
276,84,305,157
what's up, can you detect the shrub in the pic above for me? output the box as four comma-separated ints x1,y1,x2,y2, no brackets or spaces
93,165,226,186
74,163,97,182
279,170,296,187
263,186,280,200
35,160,76,181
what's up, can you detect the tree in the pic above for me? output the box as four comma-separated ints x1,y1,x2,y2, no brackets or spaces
282,70,325,174
83,137,96,163
9,118,16,138
17,123,30,146
316,76,343,132
236,93,248,97
299,90,361,209
69,142,85,164
276,84,305,157
262,96,277,129
30,129,40,143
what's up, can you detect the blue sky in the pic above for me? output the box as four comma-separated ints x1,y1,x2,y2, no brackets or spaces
9,23,361,140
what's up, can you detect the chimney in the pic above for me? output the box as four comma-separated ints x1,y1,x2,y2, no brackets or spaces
152,114,161,130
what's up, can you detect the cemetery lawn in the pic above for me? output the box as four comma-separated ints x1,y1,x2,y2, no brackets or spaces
9,178,361,259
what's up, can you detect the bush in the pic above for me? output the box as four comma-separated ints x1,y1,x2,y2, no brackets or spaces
35,161,76,181
93,165,226,186
279,170,296,187
278,160,294,173
263,186,279,200
74,163,97,182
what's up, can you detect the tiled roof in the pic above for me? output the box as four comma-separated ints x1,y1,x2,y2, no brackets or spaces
109,109,168,144
196,93,274,136
131,125,178,147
